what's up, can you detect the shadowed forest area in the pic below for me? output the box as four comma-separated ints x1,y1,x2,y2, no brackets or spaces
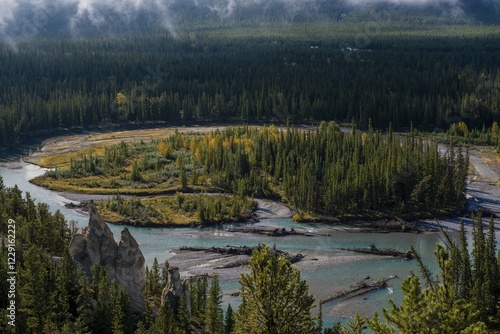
0,23,499,149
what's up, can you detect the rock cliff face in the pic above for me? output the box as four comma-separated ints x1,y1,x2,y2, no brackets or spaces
161,266,189,310
69,201,145,311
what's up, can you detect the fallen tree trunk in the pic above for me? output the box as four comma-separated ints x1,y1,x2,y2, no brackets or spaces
178,245,304,263
227,227,330,237
340,245,413,259
320,276,398,305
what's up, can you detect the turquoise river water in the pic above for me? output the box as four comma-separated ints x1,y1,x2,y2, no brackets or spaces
0,161,462,328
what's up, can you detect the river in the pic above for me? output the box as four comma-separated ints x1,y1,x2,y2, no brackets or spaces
0,160,454,327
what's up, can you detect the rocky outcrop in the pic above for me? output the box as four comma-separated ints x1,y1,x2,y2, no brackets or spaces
69,201,145,311
161,266,189,310
116,228,145,311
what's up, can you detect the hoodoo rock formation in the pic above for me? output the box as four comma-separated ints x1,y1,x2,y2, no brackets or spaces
159,265,193,316
69,201,145,311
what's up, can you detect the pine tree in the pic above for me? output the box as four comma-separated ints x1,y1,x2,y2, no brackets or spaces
151,302,179,334
131,161,142,182
176,293,190,334
225,304,235,334
18,246,57,333
54,251,80,326
471,213,488,319
315,304,324,334
368,275,486,333
204,274,224,334
458,220,472,300
485,217,499,323
367,214,500,333
113,289,132,334
112,300,125,334
177,155,187,189
234,244,316,334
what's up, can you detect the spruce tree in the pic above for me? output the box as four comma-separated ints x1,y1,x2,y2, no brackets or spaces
151,302,179,334
204,274,224,334
234,244,316,334
485,217,499,323
131,161,142,182
176,293,190,334
225,304,235,334
458,220,472,300
368,275,487,333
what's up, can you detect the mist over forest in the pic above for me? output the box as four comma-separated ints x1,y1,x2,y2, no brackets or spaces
1,0,499,41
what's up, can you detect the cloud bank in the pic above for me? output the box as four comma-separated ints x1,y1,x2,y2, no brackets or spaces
346,0,460,4
0,0,497,42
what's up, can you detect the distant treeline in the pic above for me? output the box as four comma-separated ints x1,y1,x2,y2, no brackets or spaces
0,25,500,148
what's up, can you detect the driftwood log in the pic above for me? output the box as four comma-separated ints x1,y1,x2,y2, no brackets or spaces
340,245,413,259
228,227,331,237
320,276,399,305
178,244,304,263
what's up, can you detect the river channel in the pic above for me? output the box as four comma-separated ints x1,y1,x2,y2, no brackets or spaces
0,159,460,327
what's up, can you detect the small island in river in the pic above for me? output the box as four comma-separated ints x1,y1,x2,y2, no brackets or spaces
28,124,470,230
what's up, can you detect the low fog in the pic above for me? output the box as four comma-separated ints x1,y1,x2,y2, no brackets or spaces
0,0,498,41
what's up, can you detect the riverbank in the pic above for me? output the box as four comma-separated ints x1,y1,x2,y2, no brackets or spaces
424,146,500,239
167,245,399,285
61,194,293,227
15,125,500,234
0,157,491,325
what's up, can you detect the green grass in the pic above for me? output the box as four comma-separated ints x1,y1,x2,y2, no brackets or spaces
96,194,256,226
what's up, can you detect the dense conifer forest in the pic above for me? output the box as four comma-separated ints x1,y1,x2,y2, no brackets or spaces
0,24,499,148
1,180,499,333
32,124,469,220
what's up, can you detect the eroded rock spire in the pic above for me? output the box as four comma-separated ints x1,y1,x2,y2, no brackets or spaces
69,200,145,311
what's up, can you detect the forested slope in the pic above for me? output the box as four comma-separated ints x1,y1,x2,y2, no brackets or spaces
1,24,499,148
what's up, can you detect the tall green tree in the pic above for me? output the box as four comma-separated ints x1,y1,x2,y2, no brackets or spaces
204,274,224,334
234,244,316,334
151,302,179,334
225,304,235,334
365,215,500,333
368,274,487,333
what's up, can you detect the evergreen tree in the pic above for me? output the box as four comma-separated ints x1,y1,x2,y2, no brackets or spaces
54,251,81,326
131,161,142,182
151,302,179,334
177,155,188,189
458,220,472,300
225,304,235,334
368,275,487,333
471,213,488,320
18,246,58,333
204,274,224,334
234,244,316,334
176,293,190,334
113,289,133,334
367,214,500,333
